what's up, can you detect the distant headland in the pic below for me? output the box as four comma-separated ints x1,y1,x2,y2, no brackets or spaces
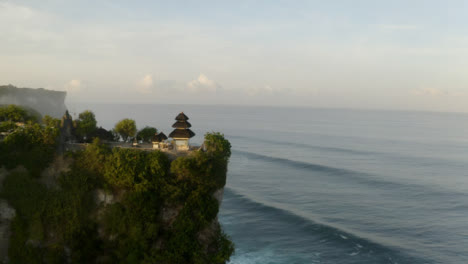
0,84,67,118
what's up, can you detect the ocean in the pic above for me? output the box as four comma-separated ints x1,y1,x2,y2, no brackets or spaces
69,103,468,264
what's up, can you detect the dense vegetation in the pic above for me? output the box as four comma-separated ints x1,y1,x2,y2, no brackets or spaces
0,105,234,263
0,122,58,177
42,115,61,128
137,126,157,143
0,104,41,123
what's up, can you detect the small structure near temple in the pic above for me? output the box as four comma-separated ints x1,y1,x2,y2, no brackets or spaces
132,137,139,147
152,132,168,149
60,110,75,143
169,112,195,151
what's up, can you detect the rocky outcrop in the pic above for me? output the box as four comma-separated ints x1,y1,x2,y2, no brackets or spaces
0,84,67,118
40,155,73,189
161,205,184,226
0,200,15,264
0,168,15,264
0,132,234,263
213,188,225,206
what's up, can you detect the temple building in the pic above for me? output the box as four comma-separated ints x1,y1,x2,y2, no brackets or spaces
152,132,168,149
169,112,195,151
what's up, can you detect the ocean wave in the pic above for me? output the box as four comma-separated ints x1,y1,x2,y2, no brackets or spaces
227,134,467,167
232,149,406,189
231,149,468,198
222,188,426,264
227,134,377,156
233,149,358,174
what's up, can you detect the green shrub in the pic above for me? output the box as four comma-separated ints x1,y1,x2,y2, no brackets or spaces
42,115,61,128
0,104,39,122
204,132,231,160
0,122,58,176
137,126,157,143
0,120,17,132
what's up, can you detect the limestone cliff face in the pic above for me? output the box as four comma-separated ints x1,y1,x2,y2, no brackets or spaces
0,125,233,263
0,168,15,264
0,151,232,263
0,85,67,118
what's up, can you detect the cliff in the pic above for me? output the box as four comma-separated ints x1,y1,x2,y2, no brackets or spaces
0,118,234,263
0,85,67,118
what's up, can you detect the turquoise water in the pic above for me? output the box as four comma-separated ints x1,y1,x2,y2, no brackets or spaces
71,104,468,263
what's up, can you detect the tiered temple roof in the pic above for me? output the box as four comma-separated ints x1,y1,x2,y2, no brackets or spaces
152,132,168,142
169,112,195,139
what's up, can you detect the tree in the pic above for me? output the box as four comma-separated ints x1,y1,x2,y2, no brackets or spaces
0,104,38,122
136,126,157,143
42,115,61,128
0,121,17,133
203,132,231,160
0,122,59,176
75,110,97,141
114,118,136,142
110,129,121,142
0,104,26,122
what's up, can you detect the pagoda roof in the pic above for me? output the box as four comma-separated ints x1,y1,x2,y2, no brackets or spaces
152,132,168,142
175,112,189,121
172,120,192,129
169,128,195,139
159,132,168,140
152,134,161,142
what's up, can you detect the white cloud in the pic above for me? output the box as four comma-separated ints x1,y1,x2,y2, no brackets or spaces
411,88,448,97
65,79,82,93
187,74,220,93
136,74,153,94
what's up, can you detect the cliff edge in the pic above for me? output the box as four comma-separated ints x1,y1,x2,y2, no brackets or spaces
0,112,234,263
0,85,67,118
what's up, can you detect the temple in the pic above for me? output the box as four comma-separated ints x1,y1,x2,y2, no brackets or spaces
169,112,195,151
152,132,168,149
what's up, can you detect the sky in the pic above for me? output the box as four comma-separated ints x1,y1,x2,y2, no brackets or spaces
1,0,468,112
